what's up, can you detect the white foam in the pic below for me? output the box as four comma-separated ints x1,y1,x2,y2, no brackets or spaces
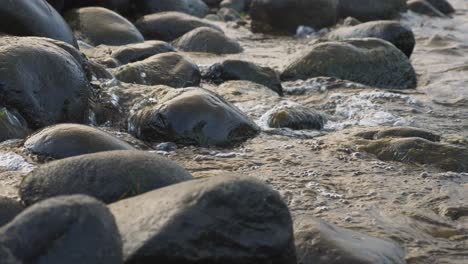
0,152,35,172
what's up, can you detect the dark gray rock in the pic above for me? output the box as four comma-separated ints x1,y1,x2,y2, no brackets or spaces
338,0,407,21
0,246,20,264
64,7,144,46
407,0,446,17
0,195,123,264
174,27,243,54
205,60,283,95
0,197,23,227
20,150,193,205
220,0,252,12
262,103,325,130
294,215,406,264
0,108,30,142
250,0,337,34
425,0,455,14
24,124,135,159
110,175,297,264
343,17,361,26
51,0,131,13
129,88,259,146
218,7,242,21
328,21,415,57
111,41,175,65
113,52,201,87
0,0,77,47
0,37,90,129
281,38,417,89
355,127,441,141
133,0,209,18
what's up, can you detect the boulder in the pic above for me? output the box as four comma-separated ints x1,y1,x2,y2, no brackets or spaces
220,0,252,12
111,41,174,65
407,0,446,17
133,0,209,18
110,175,297,264
0,197,23,227
425,0,455,14
261,103,325,130
338,0,407,21
20,150,193,205
174,27,243,54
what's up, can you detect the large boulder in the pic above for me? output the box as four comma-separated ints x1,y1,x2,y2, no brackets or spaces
294,215,406,264
0,195,123,264
0,37,90,129
24,124,134,159
129,88,259,146
0,0,77,47
328,21,415,57
110,175,297,264
0,197,23,227
174,27,243,54
281,38,417,89
64,7,144,46
133,0,209,17
20,150,193,205
338,0,407,21
136,12,222,42
249,0,338,34
113,52,201,87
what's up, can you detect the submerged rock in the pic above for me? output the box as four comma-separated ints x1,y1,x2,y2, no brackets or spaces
205,60,283,95
129,88,259,146
64,7,144,46
0,197,23,227
114,52,201,87
0,195,123,264
407,0,446,17
20,150,192,205
249,0,337,34
262,103,325,130
0,37,90,129
0,109,30,142
174,27,243,54
328,21,415,57
294,215,406,264
355,127,441,141
133,0,209,18
24,124,135,159
0,0,77,47
337,0,407,22
136,12,222,42
110,175,297,264
281,38,417,89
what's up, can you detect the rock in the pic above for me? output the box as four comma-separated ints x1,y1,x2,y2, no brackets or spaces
133,0,209,18
220,0,252,12
174,27,243,54
53,0,132,13
203,0,223,7
24,124,135,159
20,150,192,205
407,0,446,17
213,81,280,104
343,17,361,26
0,246,20,264
328,21,415,57
294,215,406,264
338,0,407,21
204,60,283,95
110,175,297,264
136,12,222,42
425,0,455,14
129,88,259,146
0,195,123,264
0,108,30,142
0,0,77,47
0,197,23,227
111,41,175,65
355,127,441,141
64,7,144,46
218,7,242,21
113,52,201,87
250,0,337,34
47,0,65,11
261,102,325,130
0,37,90,129
356,137,468,172
281,38,417,89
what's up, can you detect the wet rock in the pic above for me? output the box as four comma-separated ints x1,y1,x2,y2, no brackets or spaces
129,88,259,146
262,103,325,130
0,37,90,129
407,0,446,17
0,195,123,264
53,0,131,13
24,124,135,159
111,41,174,65
343,17,361,26
0,0,77,47
281,38,417,89
110,175,296,264
220,0,252,12
47,0,65,11
250,0,337,34
328,21,415,57
113,52,201,87
211,81,281,104
0,246,20,264
205,60,283,95
203,0,223,7
135,12,222,42
133,0,209,18
64,7,144,46
218,7,242,21
294,215,406,264
20,150,192,205
0,109,30,142
338,0,407,22
425,0,455,15
355,127,441,141
0,197,23,227
357,137,468,172
174,27,243,54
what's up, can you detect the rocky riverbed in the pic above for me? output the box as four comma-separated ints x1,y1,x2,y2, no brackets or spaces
0,0,467,263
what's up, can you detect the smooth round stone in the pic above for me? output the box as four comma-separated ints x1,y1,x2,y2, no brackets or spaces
174,27,243,54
